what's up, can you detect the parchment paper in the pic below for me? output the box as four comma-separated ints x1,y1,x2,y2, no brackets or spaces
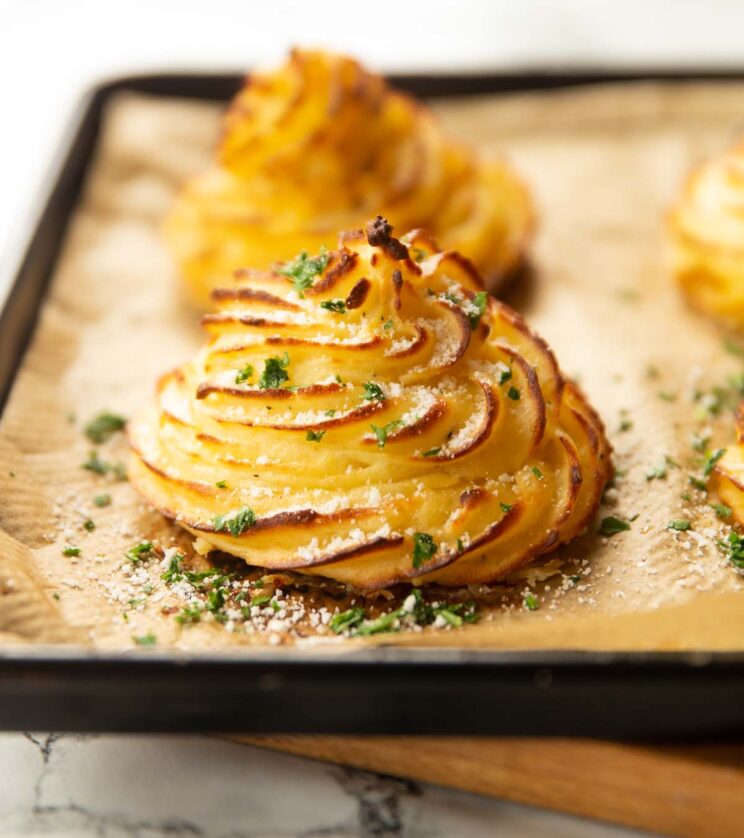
2,82,744,651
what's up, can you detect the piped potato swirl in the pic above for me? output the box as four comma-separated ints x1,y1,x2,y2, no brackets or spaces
165,49,533,307
130,219,611,589
669,138,744,327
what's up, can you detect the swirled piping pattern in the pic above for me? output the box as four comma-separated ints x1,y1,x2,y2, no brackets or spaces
165,49,534,306
130,219,610,588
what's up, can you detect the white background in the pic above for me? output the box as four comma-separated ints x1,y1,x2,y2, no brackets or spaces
0,1,741,835
2,0,744,287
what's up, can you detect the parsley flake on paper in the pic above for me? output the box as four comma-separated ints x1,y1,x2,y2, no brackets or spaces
84,411,126,444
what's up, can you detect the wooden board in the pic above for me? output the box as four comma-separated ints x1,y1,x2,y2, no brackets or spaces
236,736,744,836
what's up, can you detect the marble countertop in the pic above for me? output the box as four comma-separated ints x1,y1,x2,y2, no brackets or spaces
0,733,640,836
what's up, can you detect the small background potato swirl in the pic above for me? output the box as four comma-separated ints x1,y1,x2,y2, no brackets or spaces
670,137,744,327
165,49,534,307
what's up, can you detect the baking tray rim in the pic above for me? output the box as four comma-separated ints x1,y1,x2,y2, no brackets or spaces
1,69,744,734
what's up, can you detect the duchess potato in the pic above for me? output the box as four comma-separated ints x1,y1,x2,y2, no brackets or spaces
130,218,611,589
669,138,744,327
165,49,534,307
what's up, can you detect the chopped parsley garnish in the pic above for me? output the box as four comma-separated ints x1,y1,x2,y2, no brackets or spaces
81,451,109,475
93,493,112,507
498,366,512,385
432,607,464,628
278,247,329,296
711,503,732,519
213,506,256,536
234,363,254,384
185,569,228,585
657,390,677,402
719,531,744,571
412,532,437,568
689,475,708,492
320,299,346,314
84,411,126,444
598,516,630,536
646,462,667,481
500,502,513,513
383,319,394,330
331,591,477,637
523,593,539,611
206,586,227,618
693,376,744,418
468,291,488,329
422,447,441,457
161,552,184,583
258,353,290,389
724,338,744,357
215,480,228,488
618,418,633,432
411,247,427,263
306,430,326,443
83,519,95,532
370,419,403,448
507,386,521,401
175,605,203,625
62,546,80,557
418,591,478,627
329,607,366,634
356,611,401,636
361,381,386,401
691,432,710,453
133,632,157,646
703,448,725,477
531,466,543,479
250,594,273,608
668,519,691,531
125,541,155,564
82,451,126,480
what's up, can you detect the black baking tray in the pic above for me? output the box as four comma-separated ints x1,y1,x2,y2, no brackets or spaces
2,69,744,735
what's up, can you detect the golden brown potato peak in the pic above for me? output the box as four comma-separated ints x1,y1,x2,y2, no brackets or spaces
165,49,534,306
130,221,610,589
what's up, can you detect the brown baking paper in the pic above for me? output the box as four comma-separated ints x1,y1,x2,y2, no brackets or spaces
2,82,744,651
